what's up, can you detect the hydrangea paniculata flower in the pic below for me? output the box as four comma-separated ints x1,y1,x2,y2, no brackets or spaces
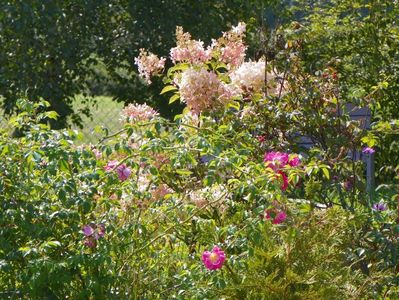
230,60,282,95
134,48,166,84
362,147,375,154
178,68,232,115
121,103,159,123
210,22,247,69
230,60,266,94
372,202,387,211
170,26,211,64
202,246,226,270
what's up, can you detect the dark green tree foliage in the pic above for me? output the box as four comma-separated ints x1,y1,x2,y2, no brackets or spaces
0,1,119,128
0,0,272,125
287,0,399,182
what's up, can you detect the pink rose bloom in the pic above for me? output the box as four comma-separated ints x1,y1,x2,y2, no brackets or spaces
82,223,106,248
104,160,119,172
116,164,131,182
264,151,289,171
278,171,289,191
273,211,287,224
265,209,287,224
105,161,131,181
288,156,300,167
202,246,226,270
82,224,94,237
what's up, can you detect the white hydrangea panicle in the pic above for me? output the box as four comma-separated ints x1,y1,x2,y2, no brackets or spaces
177,68,232,115
229,59,278,95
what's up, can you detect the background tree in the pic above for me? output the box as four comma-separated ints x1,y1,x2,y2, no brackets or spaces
1,0,278,127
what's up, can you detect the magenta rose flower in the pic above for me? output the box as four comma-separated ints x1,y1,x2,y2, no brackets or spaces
265,208,287,224
202,246,226,270
288,156,300,167
278,171,289,191
264,151,289,171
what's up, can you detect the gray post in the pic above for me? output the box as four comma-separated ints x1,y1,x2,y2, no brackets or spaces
365,152,375,198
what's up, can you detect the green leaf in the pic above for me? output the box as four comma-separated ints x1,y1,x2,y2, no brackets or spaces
176,169,192,176
322,167,330,180
169,94,180,104
43,241,62,249
160,85,178,95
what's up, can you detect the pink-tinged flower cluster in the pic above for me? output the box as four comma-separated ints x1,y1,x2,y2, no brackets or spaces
230,60,266,94
105,160,132,182
178,68,232,115
210,22,247,69
82,223,106,248
202,246,226,270
220,41,246,68
134,48,166,84
264,151,300,191
170,27,211,64
121,103,159,123
264,208,287,224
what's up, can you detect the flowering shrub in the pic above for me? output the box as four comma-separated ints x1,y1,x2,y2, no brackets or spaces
202,246,226,270
1,21,398,299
